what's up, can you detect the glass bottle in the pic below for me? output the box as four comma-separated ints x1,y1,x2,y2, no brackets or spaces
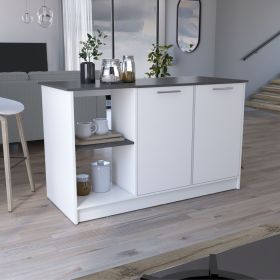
121,55,136,83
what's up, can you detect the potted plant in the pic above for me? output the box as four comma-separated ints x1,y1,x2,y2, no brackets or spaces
145,44,174,78
79,30,107,84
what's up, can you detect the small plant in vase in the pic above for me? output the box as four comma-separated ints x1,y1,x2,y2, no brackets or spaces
145,44,174,78
79,30,107,84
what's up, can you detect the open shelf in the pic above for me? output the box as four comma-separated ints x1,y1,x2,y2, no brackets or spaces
77,184,136,210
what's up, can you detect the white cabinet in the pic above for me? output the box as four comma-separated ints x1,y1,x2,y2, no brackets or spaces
137,86,193,195
42,78,246,224
193,84,245,184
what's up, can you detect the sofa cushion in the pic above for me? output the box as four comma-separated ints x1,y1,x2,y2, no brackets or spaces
0,72,28,81
28,71,80,81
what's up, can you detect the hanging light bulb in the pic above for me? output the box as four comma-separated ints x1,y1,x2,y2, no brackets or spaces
37,0,54,28
22,0,34,24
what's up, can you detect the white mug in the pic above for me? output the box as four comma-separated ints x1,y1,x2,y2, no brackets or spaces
75,122,97,139
92,118,109,135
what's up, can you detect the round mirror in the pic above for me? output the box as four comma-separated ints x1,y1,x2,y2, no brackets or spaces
177,0,201,53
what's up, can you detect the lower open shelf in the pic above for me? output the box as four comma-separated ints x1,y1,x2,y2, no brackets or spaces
77,184,136,210
75,178,239,223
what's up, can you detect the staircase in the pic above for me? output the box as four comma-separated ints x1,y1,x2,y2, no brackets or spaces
246,79,280,113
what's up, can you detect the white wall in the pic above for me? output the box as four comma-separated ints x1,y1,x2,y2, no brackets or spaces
165,0,217,77
0,0,217,75
215,0,280,98
0,0,64,70
4,0,278,96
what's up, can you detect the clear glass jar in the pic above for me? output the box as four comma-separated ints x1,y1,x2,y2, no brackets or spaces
76,174,91,196
121,55,135,83
100,59,122,83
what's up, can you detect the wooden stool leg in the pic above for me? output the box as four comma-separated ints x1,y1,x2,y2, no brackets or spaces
0,116,12,212
16,113,35,192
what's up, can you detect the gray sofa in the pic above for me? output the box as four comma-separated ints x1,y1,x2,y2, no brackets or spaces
0,71,106,143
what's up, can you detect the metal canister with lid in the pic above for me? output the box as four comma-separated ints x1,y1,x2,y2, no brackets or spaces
76,174,91,196
121,55,135,83
91,160,111,193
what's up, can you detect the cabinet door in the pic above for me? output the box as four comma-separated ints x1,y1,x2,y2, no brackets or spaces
138,86,193,195
193,84,245,184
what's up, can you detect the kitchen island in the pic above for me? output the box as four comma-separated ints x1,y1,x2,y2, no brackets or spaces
41,76,247,224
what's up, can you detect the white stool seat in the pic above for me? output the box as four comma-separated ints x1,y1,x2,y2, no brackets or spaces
0,97,24,116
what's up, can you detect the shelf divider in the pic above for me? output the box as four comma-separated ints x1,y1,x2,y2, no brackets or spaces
76,139,134,150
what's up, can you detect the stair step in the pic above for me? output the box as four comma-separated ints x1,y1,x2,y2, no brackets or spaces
271,79,280,85
245,99,280,112
262,85,280,94
254,92,280,102
246,78,280,113
250,98,280,105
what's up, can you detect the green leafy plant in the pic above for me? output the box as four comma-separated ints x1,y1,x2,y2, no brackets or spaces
79,30,107,62
146,44,174,78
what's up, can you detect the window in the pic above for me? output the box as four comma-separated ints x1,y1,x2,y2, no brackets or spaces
63,0,164,78
92,0,112,70
114,0,157,77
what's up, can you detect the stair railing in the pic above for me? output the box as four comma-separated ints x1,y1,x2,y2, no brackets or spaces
242,30,280,61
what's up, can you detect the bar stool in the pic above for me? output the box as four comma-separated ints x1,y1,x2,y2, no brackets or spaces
0,97,35,212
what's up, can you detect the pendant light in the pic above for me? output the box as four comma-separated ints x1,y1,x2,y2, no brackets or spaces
37,0,54,28
22,0,34,24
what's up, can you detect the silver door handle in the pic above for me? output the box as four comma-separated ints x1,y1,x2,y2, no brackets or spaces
212,87,234,91
157,90,182,94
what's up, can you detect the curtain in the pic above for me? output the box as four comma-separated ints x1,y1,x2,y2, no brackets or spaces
62,0,93,70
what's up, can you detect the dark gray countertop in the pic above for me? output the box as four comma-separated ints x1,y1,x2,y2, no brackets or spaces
40,76,248,92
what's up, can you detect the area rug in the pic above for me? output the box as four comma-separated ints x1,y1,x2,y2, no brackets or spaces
77,224,280,280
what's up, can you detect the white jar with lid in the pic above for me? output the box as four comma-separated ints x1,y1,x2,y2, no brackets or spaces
91,160,111,193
